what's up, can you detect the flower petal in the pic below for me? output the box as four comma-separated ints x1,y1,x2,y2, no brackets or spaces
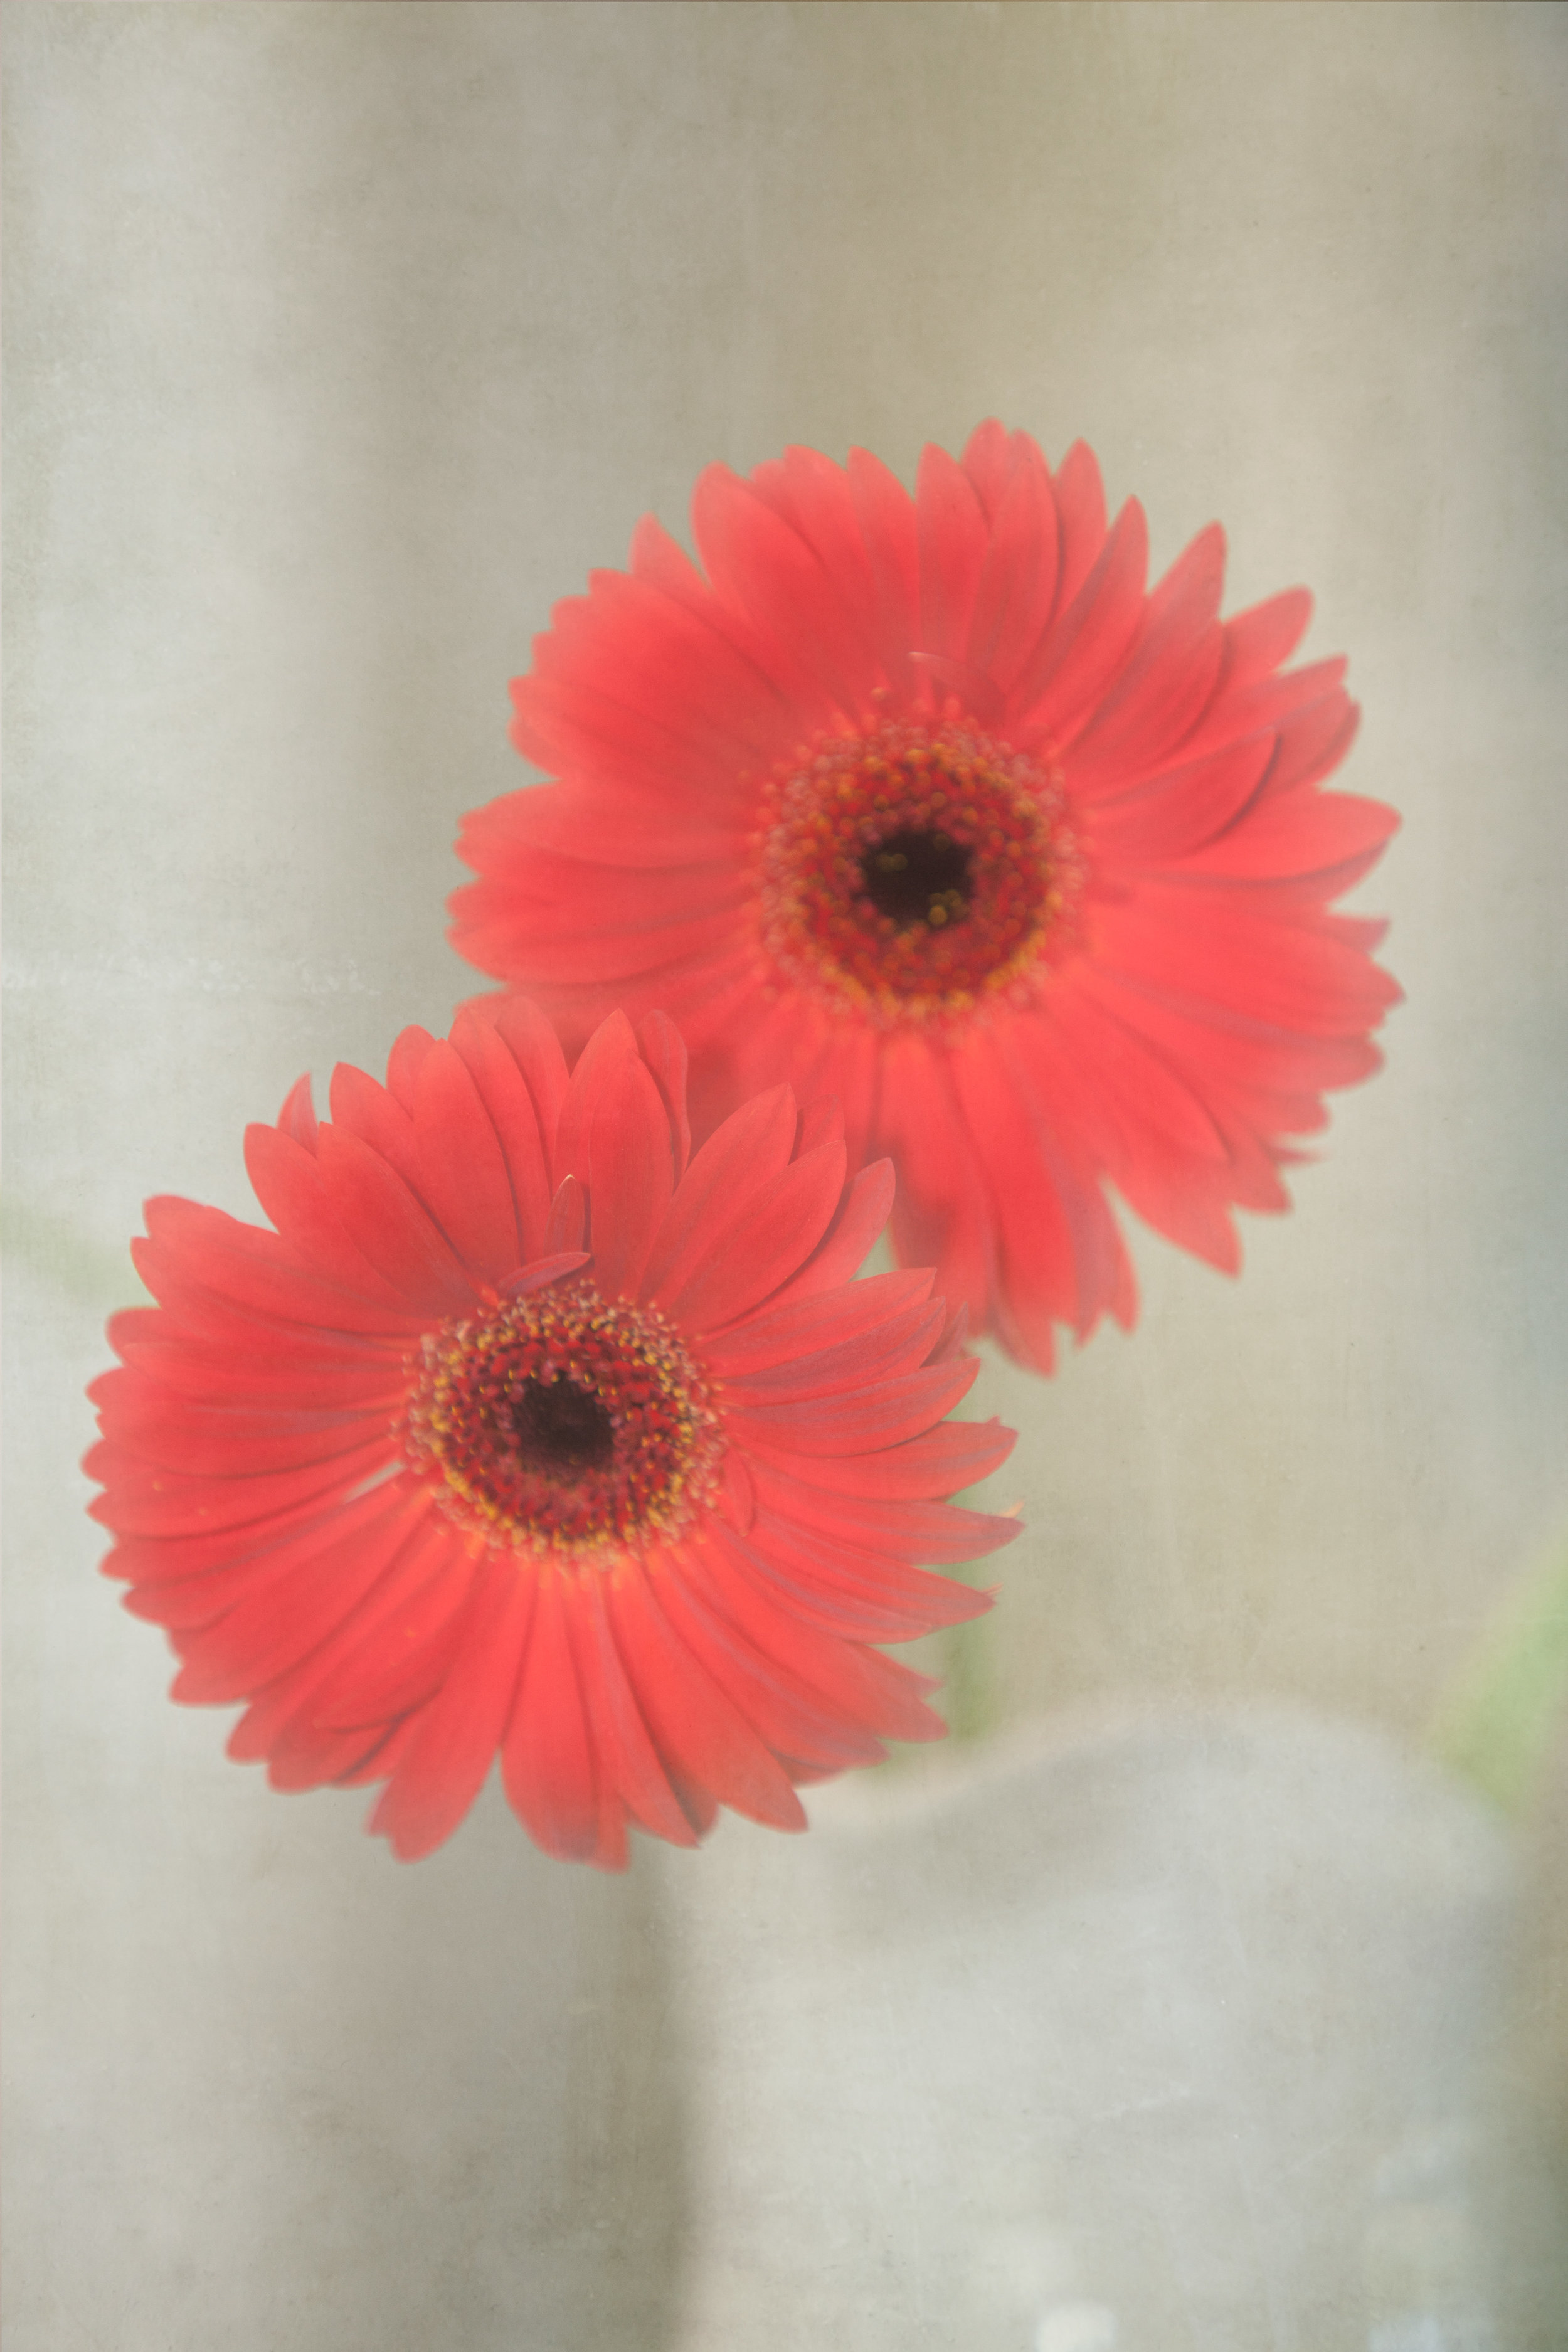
654,1140,846,1333
640,1084,798,1301
406,1039,521,1277
729,1354,978,1458
607,1560,807,1832
312,1127,479,1315
569,1573,699,1847
501,1567,605,1865
916,441,990,665
448,1006,555,1264
369,1561,534,1862
706,1276,941,1392
746,1415,1016,1502
578,1040,677,1303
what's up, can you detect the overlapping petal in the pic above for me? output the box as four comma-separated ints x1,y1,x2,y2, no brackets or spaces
88,1005,1017,1865
452,422,1399,1372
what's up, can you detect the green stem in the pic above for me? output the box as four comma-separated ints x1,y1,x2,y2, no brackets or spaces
1433,1524,1568,1817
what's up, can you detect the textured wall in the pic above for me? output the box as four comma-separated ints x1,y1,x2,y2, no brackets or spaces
6,5,1567,2346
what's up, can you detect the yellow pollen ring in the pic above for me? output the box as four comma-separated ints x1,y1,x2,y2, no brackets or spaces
755,711,1081,1029
404,1281,723,1564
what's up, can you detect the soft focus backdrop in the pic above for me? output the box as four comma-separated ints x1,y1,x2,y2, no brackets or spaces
6,5,1567,2347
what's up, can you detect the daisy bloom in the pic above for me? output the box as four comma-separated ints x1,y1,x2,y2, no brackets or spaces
87,1003,1017,1866
452,423,1401,1372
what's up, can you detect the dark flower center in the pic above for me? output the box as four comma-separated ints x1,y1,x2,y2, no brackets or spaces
758,712,1081,1026
859,828,973,931
405,1282,722,1558
510,1374,616,1478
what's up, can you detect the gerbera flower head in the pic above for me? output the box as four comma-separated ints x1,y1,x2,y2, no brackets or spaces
452,423,1401,1373
87,1002,1018,1866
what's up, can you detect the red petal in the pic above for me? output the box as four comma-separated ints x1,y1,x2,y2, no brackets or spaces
1049,439,1110,612
636,1012,692,1185
691,466,861,722
744,1414,1016,1501
386,1027,438,1111
267,1725,398,1794
553,1008,639,1192
1083,731,1274,857
134,1199,423,1341
693,1523,947,1745
1221,587,1313,687
1181,655,1348,767
328,1061,420,1170
114,1298,408,1387
1095,887,1402,1037
97,1328,403,1410
369,1560,532,1862
310,1534,478,1727
1181,788,1398,884
1068,522,1226,781
747,1455,1023,1565
578,1039,677,1302
1259,689,1360,801
93,1380,386,1478
916,442,989,664
958,418,1017,517
242,1126,413,1308
1015,498,1150,745
167,1482,432,1701
569,1572,699,1846
655,1140,846,1333
750,445,896,685
729,1354,977,1458
312,1127,478,1315
220,1518,464,1766
462,771,744,871
704,1267,935,1381
640,1083,798,1301
607,1562,807,1831
544,1173,586,1254
500,1249,591,1299
1083,963,1386,1099
710,1288,942,1399
501,1567,607,1867
729,1512,992,1642
87,1438,398,1539
936,1026,1101,1338
742,1158,896,1316
1030,986,1230,1174
846,445,921,684
449,1006,554,1264
653,1543,889,1774
277,1074,318,1150
517,558,794,783
967,434,1060,696
487,996,572,1165
405,1039,521,1278
102,1475,386,1587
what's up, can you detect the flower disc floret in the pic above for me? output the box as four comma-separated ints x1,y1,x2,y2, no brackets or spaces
758,712,1081,1027
407,1283,721,1557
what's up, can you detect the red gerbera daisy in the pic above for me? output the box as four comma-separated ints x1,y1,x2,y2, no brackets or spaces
87,1002,1017,1865
452,423,1401,1372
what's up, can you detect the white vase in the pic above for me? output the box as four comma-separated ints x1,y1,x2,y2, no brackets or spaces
660,1705,1515,2352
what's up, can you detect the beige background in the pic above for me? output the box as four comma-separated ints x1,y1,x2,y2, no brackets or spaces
6,4,1567,2346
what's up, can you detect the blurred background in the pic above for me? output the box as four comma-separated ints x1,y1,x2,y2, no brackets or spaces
6,4,1566,2346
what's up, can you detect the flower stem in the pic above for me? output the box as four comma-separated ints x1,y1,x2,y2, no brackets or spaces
1433,1523,1568,1816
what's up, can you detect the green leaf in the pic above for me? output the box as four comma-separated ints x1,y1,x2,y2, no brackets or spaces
1433,1526,1568,1816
